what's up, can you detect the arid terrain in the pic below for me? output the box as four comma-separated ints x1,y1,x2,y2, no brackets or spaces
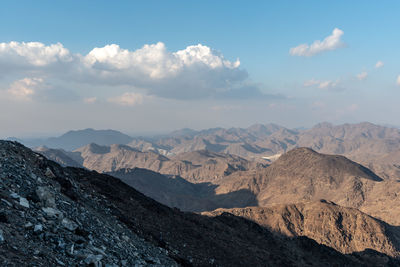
3,140,392,266
5,122,400,265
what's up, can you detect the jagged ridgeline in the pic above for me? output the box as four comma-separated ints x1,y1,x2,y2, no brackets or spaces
1,140,399,266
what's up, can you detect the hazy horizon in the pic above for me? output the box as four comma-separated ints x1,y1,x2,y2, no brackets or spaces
1,1,400,137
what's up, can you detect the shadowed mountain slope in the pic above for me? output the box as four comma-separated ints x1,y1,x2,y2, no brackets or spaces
204,200,400,257
109,167,258,212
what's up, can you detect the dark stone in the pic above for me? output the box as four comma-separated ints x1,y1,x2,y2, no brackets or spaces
0,212,8,223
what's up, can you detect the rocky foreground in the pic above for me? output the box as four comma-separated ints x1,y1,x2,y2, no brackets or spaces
1,141,399,266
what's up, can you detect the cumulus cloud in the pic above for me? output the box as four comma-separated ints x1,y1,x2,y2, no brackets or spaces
375,61,384,68
356,71,368,80
290,28,345,57
7,77,44,100
0,41,266,100
107,92,144,106
0,41,72,73
304,78,339,90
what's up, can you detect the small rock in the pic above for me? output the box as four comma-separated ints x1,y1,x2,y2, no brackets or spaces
10,192,20,199
122,234,130,242
34,224,43,232
61,218,78,231
85,254,103,266
19,197,29,208
55,258,65,266
0,229,4,242
24,222,33,228
36,186,56,208
45,168,55,178
42,207,63,218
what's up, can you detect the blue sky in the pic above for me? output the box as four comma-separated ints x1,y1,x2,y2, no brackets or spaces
0,1,399,137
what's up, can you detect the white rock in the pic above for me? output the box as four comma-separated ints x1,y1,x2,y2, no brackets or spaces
61,218,78,231
42,207,63,218
19,197,29,208
24,222,33,228
10,192,20,199
34,224,43,232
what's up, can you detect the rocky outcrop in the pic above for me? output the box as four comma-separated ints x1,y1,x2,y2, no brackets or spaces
204,200,400,257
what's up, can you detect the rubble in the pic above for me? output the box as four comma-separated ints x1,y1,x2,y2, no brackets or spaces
0,141,177,266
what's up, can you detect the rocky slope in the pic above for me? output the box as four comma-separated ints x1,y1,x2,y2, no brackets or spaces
204,200,400,257
2,140,387,266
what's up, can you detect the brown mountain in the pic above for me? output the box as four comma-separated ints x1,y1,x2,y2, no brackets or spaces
126,122,400,179
3,140,391,266
215,147,400,226
57,143,264,183
216,147,382,207
203,200,400,258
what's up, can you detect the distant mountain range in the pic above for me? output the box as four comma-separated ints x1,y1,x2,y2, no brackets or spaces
9,128,133,151
20,122,400,180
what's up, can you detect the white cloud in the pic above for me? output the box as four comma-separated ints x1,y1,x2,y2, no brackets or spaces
7,77,44,100
375,61,384,68
0,41,258,100
83,42,240,79
356,71,368,81
0,41,72,67
304,78,339,89
290,28,345,57
397,75,400,86
108,92,144,106
84,97,97,104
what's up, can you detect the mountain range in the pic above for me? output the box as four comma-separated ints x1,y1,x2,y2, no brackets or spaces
9,121,400,264
3,140,394,266
15,122,400,180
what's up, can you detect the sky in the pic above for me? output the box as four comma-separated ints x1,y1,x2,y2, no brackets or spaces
1,1,400,137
